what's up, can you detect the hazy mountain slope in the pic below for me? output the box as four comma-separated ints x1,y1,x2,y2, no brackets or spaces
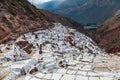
53,0,89,11
0,0,86,44
96,10,120,53
35,0,60,11
36,0,88,12
55,0,120,24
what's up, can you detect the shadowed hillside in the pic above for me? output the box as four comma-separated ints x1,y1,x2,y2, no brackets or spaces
96,10,120,53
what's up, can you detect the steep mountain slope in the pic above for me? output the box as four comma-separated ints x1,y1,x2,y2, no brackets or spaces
55,0,120,24
0,0,86,44
0,0,52,44
96,10,120,53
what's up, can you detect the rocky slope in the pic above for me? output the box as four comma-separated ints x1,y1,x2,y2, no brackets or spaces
0,23,119,80
0,0,52,44
0,0,86,44
96,10,120,53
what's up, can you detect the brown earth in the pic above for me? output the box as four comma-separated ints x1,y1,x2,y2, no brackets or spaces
95,10,120,53
0,0,52,44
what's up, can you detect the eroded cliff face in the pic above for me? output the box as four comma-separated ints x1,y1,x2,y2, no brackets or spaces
0,0,52,44
96,10,120,53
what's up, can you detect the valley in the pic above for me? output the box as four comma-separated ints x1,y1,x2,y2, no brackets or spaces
0,0,120,80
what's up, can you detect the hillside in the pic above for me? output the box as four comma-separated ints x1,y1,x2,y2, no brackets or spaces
0,0,86,44
0,0,52,43
96,10,120,53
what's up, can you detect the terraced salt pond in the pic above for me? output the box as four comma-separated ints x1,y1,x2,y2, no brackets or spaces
0,23,119,80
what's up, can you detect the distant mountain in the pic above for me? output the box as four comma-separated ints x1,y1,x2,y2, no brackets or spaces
52,0,89,12
35,0,60,11
56,0,120,25
36,0,120,25
95,10,120,53
36,0,88,12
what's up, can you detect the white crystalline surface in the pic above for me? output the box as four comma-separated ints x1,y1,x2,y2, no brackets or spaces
0,23,120,80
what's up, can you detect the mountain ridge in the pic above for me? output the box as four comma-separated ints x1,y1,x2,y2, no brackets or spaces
51,0,120,25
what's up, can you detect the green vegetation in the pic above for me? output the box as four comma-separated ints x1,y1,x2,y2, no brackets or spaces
83,23,97,35
84,23,97,30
